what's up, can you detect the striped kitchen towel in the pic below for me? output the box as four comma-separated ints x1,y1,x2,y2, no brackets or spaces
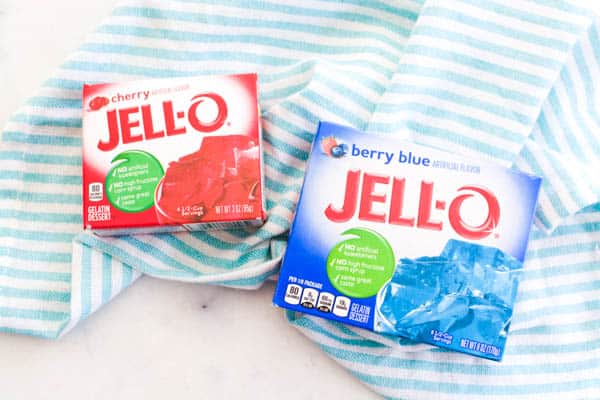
1,0,599,398
289,1,600,398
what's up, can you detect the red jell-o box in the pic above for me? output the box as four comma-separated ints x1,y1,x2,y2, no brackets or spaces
82,74,266,235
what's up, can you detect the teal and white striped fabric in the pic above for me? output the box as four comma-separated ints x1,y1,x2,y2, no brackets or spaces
1,0,599,397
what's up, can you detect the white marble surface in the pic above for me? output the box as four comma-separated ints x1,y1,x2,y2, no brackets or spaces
0,1,377,399
4,1,598,399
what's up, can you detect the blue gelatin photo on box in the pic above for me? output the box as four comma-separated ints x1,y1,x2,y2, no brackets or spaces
273,121,542,361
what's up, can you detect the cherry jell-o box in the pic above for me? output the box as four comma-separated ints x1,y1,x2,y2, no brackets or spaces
82,74,265,235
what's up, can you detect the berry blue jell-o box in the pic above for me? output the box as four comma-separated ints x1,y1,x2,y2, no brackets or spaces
273,121,542,361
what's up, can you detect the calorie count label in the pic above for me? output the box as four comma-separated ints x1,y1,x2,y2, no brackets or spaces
89,182,103,202
283,283,351,318
284,284,302,305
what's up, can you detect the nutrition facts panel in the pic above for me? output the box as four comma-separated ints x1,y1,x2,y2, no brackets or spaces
284,283,351,317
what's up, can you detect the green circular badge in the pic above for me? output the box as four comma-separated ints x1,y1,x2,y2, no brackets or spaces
106,150,164,213
326,228,395,298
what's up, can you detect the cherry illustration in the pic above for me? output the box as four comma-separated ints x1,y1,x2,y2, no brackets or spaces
88,96,110,111
320,136,338,156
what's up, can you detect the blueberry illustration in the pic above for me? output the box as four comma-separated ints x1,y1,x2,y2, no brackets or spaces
331,143,348,158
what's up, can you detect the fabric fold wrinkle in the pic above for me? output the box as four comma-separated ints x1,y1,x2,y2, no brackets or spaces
1,0,600,398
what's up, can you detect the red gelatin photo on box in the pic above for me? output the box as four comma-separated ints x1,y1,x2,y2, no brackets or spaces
81,74,265,235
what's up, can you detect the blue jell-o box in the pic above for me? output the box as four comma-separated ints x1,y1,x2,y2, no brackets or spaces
273,121,542,361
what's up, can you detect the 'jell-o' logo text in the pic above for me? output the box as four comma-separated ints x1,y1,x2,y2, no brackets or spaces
325,171,500,240
274,122,542,361
97,93,228,152
81,74,265,235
